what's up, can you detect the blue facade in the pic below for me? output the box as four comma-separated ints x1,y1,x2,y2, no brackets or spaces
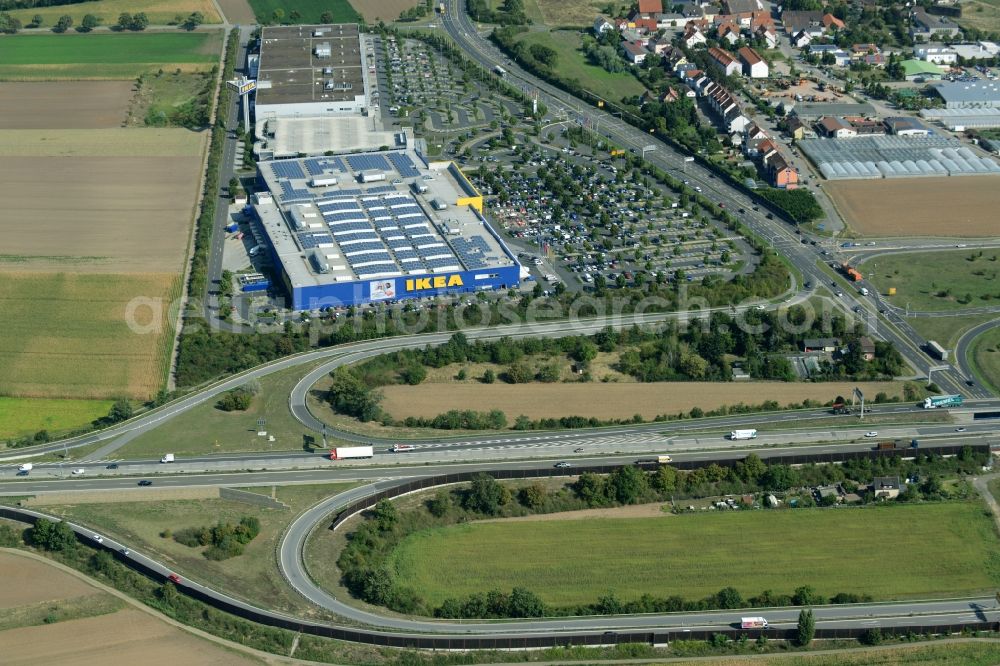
288,265,520,310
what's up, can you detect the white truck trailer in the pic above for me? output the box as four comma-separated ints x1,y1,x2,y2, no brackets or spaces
729,429,758,440
330,446,374,460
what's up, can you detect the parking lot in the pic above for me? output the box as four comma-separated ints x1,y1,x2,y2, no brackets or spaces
468,134,753,291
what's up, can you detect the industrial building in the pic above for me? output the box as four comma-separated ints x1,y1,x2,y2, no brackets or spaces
931,81,1000,109
251,150,520,310
254,24,371,124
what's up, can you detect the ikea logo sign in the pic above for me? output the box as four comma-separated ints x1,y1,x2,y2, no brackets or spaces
405,275,464,291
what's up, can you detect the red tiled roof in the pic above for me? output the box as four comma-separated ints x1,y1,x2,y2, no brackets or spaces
638,0,663,13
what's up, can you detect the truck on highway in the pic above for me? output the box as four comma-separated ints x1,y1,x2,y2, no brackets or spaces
17,463,32,473
926,340,949,361
875,439,918,451
330,446,374,460
923,394,963,409
657,455,673,464
840,262,863,282
741,617,768,629
160,453,174,463
729,429,758,441
493,65,507,77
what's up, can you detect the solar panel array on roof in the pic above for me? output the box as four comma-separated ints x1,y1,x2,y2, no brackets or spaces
346,154,390,172
365,184,397,193
331,157,347,172
297,232,334,249
272,161,306,180
387,152,420,178
279,181,312,201
304,158,328,176
451,236,498,269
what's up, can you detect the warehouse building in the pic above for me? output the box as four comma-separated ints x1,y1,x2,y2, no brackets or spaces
251,150,520,310
254,24,371,124
931,81,1000,109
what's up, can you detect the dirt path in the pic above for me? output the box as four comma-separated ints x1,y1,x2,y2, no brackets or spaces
973,472,1000,533
478,502,670,523
0,548,313,665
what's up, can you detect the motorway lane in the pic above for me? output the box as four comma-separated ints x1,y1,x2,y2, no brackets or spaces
956,318,1000,393
440,1,979,398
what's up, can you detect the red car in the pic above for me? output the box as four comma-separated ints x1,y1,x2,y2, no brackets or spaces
168,573,182,584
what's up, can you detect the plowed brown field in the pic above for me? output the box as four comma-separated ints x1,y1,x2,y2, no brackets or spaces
0,155,202,274
0,82,133,129
0,552,97,610
379,381,905,420
825,176,1000,237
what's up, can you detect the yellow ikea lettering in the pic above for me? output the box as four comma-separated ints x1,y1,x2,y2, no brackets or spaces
405,275,464,291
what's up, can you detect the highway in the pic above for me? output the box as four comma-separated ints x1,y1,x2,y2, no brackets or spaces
439,0,989,400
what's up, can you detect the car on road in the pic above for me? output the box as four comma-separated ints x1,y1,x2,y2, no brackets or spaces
554,461,571,468
804,281,813,288
138,480,152,487
106,463,118,470
574,447,585,453
71,468,85,476
966,379,975,387
765,213,774,219
864,431,879,438
168,573,182,584
956,427,967,432
92,534,103,544
120,548,130,556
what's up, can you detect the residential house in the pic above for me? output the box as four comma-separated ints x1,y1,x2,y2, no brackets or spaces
682,24,707,48
648,34,672,54
701,80,750,133
717,22,741,45
792,29,812,48
872,476,902,500
915,45,958,64
766,150,798,188
809,44,852,66
802,337,839,353
818,115,857,137
723,0,762,13
708,46,742,76
637,0,663,16
859,336,875,361
634,17,659,33
742,121,769,155
756,24,779,49
785,115,813,139
739,46,768,78
821,12,845,31
594,15,614,35
676,62,700,79
910,8,962,41
782,10,824,37
884,116,931,137
656,12,687,28
622,40,649,64
663,45,688,70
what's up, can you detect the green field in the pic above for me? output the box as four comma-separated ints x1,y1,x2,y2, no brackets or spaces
865,250,1000,312
44,482,356,615
247,0,360,24
971,326,1000,394
117,362,330,457
515,30,646,103
0,32,221,80
908,313,997,352
0,397,114,439
7,0,221,27
957,0,1000,33
387,503,1000,606
0,273,180,400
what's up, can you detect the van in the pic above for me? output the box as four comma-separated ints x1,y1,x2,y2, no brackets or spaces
17,463,33,473
860,287,869,296
160,453,175,463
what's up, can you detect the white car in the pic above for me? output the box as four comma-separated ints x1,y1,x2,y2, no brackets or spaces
71,468,85,475
92,534,103,544
864,431,879,438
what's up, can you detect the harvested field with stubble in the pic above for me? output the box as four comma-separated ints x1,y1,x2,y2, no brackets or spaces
825,176,1000,237
353,0,419,22
0,150,204,274
0,272,180,399
0,82,133,129
0,552,98,610
379,381,906,421
0,608,264,666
